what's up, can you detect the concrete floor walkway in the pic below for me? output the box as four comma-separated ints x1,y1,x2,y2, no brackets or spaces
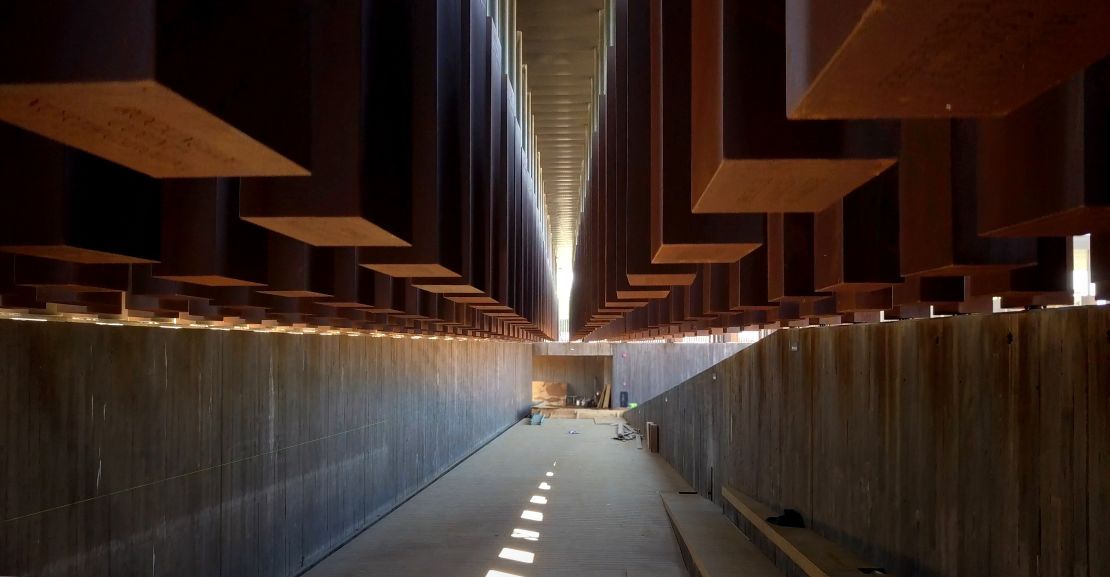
303,418,692,577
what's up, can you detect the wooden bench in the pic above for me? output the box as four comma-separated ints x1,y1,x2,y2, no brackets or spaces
722,486,894,577
660,492,783,577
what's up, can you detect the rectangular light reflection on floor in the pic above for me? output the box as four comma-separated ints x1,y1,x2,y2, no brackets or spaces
520,510,544,521
511,528,540,541
529,495,547,505
485,571,524,577
538,482,551,490
498,548,535,564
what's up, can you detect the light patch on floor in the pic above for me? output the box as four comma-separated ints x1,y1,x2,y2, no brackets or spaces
498,548,535,564
511,528,540,541
301,421,690,577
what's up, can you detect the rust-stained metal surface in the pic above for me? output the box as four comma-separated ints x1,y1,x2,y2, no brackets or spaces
518,0,604,258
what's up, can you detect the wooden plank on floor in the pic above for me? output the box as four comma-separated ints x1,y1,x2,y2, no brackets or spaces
722,486,895,577
660,492,782,577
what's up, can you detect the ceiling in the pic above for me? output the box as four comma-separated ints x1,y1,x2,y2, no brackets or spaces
517,0,605,265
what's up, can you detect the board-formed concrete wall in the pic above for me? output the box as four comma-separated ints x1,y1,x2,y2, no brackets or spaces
609,342,745,406
532,354,612,400
0,321,532,577
532,341,746,407
625,306,1109,577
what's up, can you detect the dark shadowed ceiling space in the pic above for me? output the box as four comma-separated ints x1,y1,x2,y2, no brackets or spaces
518,0,605,263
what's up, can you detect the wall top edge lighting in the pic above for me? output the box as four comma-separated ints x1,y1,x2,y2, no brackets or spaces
0,312,519,341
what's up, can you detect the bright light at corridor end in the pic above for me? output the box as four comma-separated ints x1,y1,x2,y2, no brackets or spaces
556,247,573,341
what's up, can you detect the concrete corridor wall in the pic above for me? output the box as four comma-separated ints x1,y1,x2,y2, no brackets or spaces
532,354,612,400
609,342,745,406
625,306,1109,577
532,342,745,406
0,321,532,577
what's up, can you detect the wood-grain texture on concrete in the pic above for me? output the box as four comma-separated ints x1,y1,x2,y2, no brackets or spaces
610,343,745,407
532,343,745,407
0,320,532,577
625,306,1109,577
532,354,611,400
